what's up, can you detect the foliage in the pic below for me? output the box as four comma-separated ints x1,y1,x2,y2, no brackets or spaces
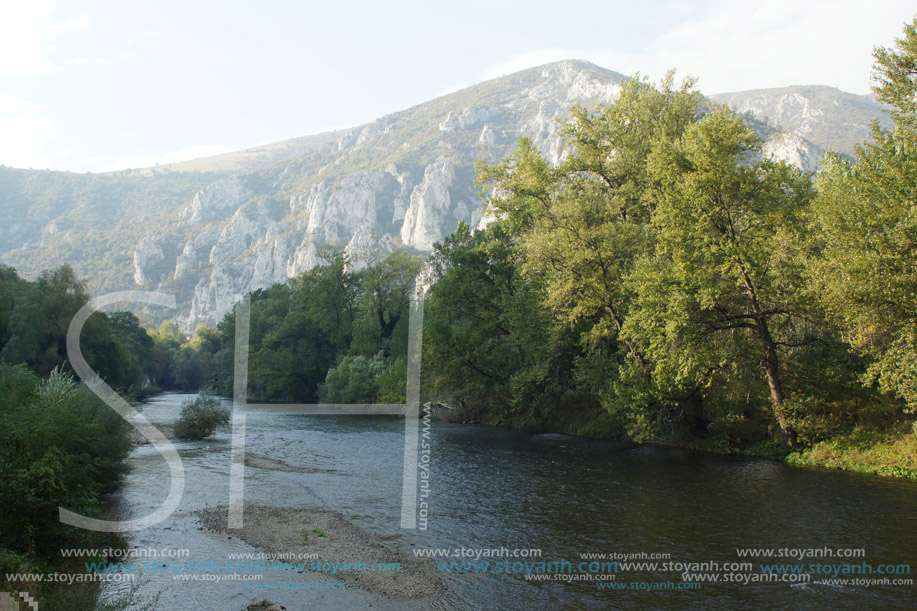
631,107,816,445
786,427,917,479
807,17,917,412
423,221,577,421
872,17,917,133
0,364,130,559
320,352,387,404
179,249,423,405
173,391,230,440
0,265,161,394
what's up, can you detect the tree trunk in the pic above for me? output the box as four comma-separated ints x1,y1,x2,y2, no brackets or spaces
739,267,798,448
759,324,798,448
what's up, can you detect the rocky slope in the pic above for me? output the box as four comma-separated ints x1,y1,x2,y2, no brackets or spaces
711,85,891,155
0,61,891,331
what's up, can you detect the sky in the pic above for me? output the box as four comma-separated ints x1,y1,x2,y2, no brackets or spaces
0,0,914,173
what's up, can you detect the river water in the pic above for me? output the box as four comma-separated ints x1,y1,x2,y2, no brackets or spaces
102,393,917,610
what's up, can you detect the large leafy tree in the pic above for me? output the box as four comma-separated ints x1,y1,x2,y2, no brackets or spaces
483,74,702,349
350,250,424,360
1,266,124,386
808,17,917,411
480,74,704,426
632,108,814,446
423,221,575,418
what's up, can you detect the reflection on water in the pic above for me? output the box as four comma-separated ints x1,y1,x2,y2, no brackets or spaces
104,393,917,610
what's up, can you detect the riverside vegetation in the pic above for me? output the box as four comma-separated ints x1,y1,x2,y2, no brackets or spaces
165,21,917,476
0,16,915,610
0,266,167,609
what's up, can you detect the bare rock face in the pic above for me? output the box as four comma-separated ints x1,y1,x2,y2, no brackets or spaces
180,176,251,224
478,125,494,145
711,85,891,155
208,200,279,266
400,161,456,250
763,132,823,173
186,263,253,332
132,236,165,286
252,236,291,289
440,107,496,131
174,227,221,279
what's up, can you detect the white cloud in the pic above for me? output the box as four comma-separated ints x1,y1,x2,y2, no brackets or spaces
0,94,53,169
0,0,90,76
481,0,916,95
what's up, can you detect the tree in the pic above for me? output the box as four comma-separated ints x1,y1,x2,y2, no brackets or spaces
478,73,704,431
635,108,815,446
872,17,917,133
350,250,423,359
0,266,26,351
2,266,123,386
808,17,917,411
173,391,230,440
108,311,156,388
319,353,386,404
0,365,130,558
482,73,702,352
424,221,578,420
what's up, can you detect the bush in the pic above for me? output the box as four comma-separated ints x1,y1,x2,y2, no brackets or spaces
173,391,230,440
0,364,131,558
319,353,386,404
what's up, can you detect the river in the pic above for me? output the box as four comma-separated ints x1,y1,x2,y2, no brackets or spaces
101,393,917,610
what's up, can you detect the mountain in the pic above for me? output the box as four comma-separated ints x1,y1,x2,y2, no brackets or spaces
0,61,891,332
711,85,891,156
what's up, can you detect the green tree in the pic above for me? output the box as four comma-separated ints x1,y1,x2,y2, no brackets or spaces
2,266,124,386
634,108,814,446
0,266,26,351
173,391,230,440
424,221,577,420
808,17,917,411
0,365,130,559
351,250,423,359
108,311,156,388
482,73,701,348
320,352,386,404
477,73,704,430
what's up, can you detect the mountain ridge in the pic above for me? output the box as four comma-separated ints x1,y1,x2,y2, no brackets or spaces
0,60,892,331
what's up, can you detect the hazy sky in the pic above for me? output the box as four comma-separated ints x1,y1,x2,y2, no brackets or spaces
1,0,914,173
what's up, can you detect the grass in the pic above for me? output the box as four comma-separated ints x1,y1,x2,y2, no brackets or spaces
786,427,917,479
299,528,327,544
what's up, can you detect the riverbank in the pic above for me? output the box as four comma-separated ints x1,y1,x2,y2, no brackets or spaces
432,396,917,480
194,447,443,602
199,504,443,600
784,428,917,479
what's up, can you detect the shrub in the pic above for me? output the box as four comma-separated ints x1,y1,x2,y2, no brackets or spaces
319,353,386,404
173,391,230,440
0,364,131,558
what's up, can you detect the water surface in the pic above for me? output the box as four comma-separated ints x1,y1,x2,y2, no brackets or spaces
104,393,917,610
